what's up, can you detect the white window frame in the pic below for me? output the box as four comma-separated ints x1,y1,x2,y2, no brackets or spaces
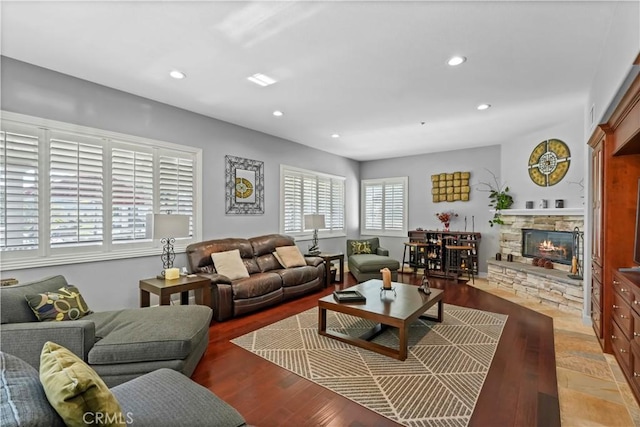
279,165,346,240
0,111,202,271
361,176,408,237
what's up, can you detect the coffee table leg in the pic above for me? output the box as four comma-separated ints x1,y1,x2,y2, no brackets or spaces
398,325,408,361
437,300,443,322
319,307,327,333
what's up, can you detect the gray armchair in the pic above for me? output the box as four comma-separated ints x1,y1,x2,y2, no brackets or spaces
346,237,400,283
0,275,212,387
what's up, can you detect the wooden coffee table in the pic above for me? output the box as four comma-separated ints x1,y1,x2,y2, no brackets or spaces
318,279,443,360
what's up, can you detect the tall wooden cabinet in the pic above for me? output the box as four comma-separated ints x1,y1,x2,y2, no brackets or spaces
589,67,640,400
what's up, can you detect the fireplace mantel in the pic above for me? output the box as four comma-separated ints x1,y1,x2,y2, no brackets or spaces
495,208,584,216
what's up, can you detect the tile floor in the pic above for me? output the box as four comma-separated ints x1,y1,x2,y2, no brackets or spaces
470,278,640,426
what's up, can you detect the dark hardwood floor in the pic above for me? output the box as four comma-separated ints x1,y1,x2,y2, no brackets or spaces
191,273,560,426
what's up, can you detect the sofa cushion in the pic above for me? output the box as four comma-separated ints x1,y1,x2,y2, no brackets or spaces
274,245,306,268
85,305,211,365
112,368,246,427
39,341,124,427
349,254,400,273
211,249,250,280
277,265,319,287
1,275,69,324
25,285,93,322
0,351,65,427
232,273,282,299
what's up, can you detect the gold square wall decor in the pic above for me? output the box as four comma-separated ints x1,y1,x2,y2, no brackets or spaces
431,171,471,203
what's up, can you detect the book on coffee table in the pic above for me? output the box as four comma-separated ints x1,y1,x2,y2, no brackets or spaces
333,290,366,303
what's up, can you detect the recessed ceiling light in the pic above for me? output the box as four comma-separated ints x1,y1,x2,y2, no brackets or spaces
447,56,467,66
331,133,340,138
273,110,284,117
477,103,491,110
169,70,186,79
248,73,277,87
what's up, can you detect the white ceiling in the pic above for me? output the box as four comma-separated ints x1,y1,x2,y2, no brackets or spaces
0,1,625,161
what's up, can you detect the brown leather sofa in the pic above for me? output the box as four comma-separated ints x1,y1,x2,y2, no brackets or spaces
186,234,325,321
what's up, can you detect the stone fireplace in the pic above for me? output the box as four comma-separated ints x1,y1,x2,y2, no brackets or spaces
487,210,584,314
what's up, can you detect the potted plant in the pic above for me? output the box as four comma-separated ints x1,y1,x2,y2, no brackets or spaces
478,170,514,227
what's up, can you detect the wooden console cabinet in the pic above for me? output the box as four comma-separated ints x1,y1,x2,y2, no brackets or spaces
588,62,640,402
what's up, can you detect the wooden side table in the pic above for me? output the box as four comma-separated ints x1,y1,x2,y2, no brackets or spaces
139,275,211,308
307,252,344,287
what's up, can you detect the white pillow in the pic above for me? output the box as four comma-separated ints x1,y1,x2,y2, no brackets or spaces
274,245,307,268
211,249,250,280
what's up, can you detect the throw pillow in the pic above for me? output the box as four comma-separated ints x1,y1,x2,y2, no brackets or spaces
274,245,307,268
25,285,92,322
351,241,372,254
39,341,125,427
0,351,65,427
211,249,250,280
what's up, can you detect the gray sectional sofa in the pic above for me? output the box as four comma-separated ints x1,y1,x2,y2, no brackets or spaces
0,275,212,387
0,351,246,427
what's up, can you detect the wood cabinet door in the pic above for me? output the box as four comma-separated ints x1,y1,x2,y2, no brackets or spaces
591,137,604,268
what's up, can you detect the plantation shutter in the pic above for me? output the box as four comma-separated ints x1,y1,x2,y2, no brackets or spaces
364,183,383,230
50,135,104,247
384,182,405,232
362,177,407,236
281,166,345,235
330,179,345,231
0,129,39,251
159,155,194,236
283,173,303,233
112,148,154,241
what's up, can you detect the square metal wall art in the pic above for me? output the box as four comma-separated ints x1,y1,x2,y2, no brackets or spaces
225,155,264,214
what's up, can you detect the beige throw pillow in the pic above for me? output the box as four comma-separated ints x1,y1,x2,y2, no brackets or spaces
39,341,125,427
274,245,307,268
211,249,250,280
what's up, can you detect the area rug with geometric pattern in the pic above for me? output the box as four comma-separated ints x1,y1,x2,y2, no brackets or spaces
232,303,507,427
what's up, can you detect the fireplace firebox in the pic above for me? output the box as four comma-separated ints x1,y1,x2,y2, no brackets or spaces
521,229,573,265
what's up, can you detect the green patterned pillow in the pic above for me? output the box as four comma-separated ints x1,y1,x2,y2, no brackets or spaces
39,341,125,427
26,285,92,322
351,241,372,255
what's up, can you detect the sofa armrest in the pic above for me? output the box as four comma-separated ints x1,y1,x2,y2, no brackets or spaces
377,247,390,256
0,320,95,369
196,272,232,286
305,256,324,267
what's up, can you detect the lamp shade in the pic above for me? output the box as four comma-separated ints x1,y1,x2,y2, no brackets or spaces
146,213,190,239
304,214,326,230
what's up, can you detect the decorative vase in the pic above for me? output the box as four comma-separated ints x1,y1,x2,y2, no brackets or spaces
443,222,450,231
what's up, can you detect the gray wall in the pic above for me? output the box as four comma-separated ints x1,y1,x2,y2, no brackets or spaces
0,57,360,310
360,145,502,275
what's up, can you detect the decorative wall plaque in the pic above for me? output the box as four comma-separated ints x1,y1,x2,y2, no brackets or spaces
225,155,264,214
431,171,471,203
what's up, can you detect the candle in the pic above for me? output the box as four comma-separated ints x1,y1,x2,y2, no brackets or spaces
164,268,180,280
380,268,392,289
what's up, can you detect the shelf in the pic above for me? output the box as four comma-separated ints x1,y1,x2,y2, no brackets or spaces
495,208,584,216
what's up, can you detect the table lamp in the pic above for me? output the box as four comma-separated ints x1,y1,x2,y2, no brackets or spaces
304,214,325,255
146,213,190,278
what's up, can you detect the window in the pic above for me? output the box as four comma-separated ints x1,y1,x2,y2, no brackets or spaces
280,165,345,238
361,177,408,236
0,112,201,270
